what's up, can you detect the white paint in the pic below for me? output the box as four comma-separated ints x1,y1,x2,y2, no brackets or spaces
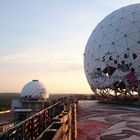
120,135,140,140
21,80,49,99
84,4,140,91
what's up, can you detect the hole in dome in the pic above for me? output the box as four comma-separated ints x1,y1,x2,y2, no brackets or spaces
124,34,127,37
114,60,117,64
97,67,101,71
32,80,38,82
106,73,109,76
103,66,116,76
132,12,135,14
113,81,126,90
132,53,137,60
132,21,135,23
124,53,129,58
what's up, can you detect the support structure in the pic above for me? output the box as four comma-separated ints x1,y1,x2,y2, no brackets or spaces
0,97,77,140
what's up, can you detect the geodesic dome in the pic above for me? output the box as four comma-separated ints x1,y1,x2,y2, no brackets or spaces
84,4,140,92
21,80,49,99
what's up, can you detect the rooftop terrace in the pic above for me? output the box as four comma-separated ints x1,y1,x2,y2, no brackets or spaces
77,100,140,140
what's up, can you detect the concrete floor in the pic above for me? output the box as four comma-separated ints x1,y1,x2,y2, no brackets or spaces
77,100,140,140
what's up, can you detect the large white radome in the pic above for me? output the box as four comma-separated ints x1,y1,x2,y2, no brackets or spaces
84,4,140,91
21,80,49,99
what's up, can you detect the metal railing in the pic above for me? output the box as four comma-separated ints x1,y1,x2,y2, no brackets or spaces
0,101,64,140
36,102,77,140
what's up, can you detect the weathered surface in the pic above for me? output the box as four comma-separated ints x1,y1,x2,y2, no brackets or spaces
77,100,140,140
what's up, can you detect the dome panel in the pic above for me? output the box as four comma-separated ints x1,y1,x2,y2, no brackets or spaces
21,80,49,99
84,4,140,91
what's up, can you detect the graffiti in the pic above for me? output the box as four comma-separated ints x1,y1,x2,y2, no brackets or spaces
126,67,138,88
78,100,140,140
117,61,132,72
90,68,108,80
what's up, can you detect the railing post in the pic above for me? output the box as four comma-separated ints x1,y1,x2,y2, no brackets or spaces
71,102,77,140
31,118,34,140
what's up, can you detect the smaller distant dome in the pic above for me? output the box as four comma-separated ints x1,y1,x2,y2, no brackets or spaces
21,80,49,99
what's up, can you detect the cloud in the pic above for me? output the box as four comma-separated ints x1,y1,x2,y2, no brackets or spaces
48,62,83,72
0,50,83,74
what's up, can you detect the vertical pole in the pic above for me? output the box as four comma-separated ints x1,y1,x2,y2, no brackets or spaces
31,119,34,140
71,99,77,140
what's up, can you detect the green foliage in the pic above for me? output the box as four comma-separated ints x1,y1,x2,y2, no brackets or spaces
0,93,20,111
0,102,10,111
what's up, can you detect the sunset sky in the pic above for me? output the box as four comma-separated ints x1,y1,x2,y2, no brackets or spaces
0,0,140,94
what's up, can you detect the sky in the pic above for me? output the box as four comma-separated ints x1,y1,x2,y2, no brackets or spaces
0,0,140,94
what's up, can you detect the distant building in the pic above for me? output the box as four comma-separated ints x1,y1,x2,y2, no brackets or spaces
12,80,49,123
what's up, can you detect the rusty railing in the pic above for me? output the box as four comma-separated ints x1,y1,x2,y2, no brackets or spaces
36,102,77,140
0,101,63,140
